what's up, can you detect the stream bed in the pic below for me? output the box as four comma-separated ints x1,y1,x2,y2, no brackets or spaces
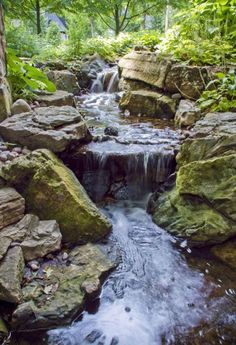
14,91,236,345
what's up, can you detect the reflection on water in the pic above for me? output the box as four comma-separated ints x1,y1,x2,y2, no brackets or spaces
48,200,236,345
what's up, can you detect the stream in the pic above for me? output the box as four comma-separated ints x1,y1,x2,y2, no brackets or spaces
29,70,236,344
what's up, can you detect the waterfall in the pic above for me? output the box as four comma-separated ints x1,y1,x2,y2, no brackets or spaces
90,66,119,93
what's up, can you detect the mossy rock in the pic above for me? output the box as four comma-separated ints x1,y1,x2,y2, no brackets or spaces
152,154,236,246
0,149,112,244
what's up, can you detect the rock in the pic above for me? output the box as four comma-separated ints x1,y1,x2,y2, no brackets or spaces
152,112,236,246
211,238,236,270
0,318,8,342
0,214,61,262
78,54,106,89
165,64,208,100
118,51,223,100
21,219,62,261
0,81,12,122
11,99,31,115
1,149,112,244
47,70,80,94
0,106,91,153
0,187,25,230
119,90,176,119
104,126,119,136
28,261,40,271
175,100,201,127
35,90,75,107
118,51,172,89
12,244,114,329
0,247,25,304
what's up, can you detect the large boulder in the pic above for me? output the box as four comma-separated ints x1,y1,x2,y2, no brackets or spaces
151,112,236,246
0,187,25,230
0,106,91,153
12,244,114,329
118,51,223,100
0,149,112,244
35,90,74,107
119,51,172,90
0,247,25,304
47,70,80,94
153,155,236,246
120,90,176,119
175,100,201,127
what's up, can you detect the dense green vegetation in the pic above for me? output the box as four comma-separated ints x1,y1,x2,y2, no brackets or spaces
2,0,236,109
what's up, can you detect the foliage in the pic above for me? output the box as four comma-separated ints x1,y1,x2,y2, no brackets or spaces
46,21,62,46
159,0,236,66
7,49,56,101
197,70,236,112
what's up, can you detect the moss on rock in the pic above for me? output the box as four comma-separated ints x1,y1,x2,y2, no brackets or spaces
1,149,112,244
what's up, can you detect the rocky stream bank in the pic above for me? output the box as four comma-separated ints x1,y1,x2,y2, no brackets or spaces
0,50,235,344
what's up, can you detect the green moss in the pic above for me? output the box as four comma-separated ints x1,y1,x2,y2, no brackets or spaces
1,149,112,244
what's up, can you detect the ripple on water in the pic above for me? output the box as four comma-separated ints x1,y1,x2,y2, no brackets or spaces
47,201,236,345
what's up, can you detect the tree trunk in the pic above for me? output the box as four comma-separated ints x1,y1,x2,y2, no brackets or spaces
165,0,170,35
114,5,120,36
36,0,41,35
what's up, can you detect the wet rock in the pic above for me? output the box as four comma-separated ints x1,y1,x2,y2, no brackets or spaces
85,329,103,343
0,106,91,153
47,70,80,94
175,100,201,127
12,244,114,330
78,54,106,89
11,99,31,115
0,247,25,304
152,112,236,246
1,149,112,244
0,187,25,230
35,90,74,107
120,90,176,119
0,318,8,342
211,238,236,270
104,126,119,136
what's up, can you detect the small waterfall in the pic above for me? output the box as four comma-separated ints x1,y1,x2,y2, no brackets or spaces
91,66,119,93
66,142,176,202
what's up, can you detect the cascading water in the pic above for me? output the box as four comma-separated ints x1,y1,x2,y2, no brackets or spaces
47,67,236,345
91,66,119,93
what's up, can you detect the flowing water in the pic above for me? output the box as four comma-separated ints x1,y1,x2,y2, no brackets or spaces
27,75,236,344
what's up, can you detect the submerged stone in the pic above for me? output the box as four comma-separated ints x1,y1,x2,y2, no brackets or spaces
1,149,112,244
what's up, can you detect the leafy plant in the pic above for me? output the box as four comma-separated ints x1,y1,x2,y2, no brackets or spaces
7,48,56,101
197,70,236,112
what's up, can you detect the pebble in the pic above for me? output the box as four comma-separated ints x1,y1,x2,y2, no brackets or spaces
12,147,22,154
0,153,8,162
28,261,40,271
85,329,102,343
22,148,31,155
0,146,7,151
62,252,69,261
110,337,119,345
125,306,131,312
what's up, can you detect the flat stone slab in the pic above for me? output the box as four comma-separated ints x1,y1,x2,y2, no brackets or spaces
35,90,74,107
0,106,91,152
0,187,25,230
